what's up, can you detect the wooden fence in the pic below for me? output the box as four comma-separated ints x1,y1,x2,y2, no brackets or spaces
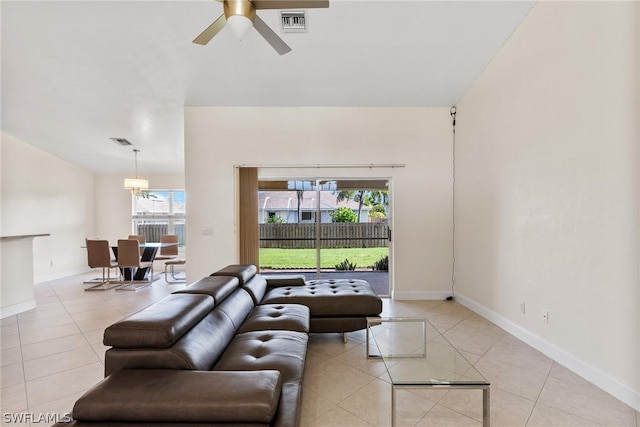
260,223,389,249
136,223,186,245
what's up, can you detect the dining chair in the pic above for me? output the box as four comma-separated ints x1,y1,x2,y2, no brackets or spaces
84,239,120,291
117,239,153,291
154,235,179,260
128,234,146,256
164,258,186,284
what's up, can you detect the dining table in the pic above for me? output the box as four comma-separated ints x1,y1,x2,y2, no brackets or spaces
111,242,175,282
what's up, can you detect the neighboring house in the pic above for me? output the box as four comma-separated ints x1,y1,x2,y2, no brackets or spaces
258,191,371,223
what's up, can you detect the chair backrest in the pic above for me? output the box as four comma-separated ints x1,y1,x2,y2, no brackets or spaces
118,239,141,269
128,235,145,255
159,235,179,256
86,240,112,268
128,235,145,244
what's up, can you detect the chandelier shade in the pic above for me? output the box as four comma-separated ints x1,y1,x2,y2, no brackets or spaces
124,149,148,194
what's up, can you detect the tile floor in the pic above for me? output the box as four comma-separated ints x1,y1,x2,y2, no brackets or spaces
1,271,638,426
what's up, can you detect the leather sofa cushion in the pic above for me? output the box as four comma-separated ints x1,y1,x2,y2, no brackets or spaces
104,308,237,376
103,294,213,348
262,279,382,317
173,275,239,305
212,264,257,285
72,369,282,423
242,275,268,305
215,330,307,385
263,274,306,287
239,304,310,334
214,285,256,330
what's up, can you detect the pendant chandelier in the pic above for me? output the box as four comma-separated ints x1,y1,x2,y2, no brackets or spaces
124,149,148,194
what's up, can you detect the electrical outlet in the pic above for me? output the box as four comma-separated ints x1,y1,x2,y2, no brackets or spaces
542,309,549,323
520,302,526,314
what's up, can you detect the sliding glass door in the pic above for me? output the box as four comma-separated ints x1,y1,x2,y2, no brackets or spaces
258,178,390,296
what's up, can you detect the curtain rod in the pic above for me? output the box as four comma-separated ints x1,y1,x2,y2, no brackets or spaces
234,164,405,169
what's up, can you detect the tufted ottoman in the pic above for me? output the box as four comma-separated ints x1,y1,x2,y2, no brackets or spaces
261,278,383,335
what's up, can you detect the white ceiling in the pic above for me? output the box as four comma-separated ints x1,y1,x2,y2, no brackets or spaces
1,0,534,175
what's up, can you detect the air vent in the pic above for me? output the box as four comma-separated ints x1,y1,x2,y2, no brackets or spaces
110,138,132,146
281,10,306,33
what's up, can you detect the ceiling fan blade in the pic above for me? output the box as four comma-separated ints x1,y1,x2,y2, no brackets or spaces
252,0,329,10
253,15,291,55
193,14,227,45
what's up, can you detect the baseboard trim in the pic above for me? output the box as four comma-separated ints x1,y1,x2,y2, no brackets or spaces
392,290,451,300
0,299,37,319
35,267,90,284
454,292,640,412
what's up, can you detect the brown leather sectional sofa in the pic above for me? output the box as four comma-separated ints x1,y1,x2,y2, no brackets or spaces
57,264,382,427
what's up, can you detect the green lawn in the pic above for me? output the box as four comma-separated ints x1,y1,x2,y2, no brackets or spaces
259,247,388,269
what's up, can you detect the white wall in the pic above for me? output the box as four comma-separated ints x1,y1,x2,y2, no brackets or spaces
185,107,453,296
455,1,639,409
1,132,94,282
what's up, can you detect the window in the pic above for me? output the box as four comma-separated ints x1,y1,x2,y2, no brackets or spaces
301,211,314,222
132,190,186,245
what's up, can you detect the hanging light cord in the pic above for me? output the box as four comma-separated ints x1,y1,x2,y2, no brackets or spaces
133,149,140,178
448,106,457,302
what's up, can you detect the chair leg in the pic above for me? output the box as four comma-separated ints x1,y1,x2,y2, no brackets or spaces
165,263,186,284
84,267,120,291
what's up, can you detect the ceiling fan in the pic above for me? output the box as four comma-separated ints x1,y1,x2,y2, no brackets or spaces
193,0,329,55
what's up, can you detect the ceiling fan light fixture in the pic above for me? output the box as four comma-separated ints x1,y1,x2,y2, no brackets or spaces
227,14,253,40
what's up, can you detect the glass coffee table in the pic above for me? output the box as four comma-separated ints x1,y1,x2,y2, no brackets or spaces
366,317,490,426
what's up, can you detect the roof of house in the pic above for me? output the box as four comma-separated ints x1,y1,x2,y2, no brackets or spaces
259,191,370,211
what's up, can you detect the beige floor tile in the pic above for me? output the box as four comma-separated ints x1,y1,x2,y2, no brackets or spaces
17,314,75,334
474,356,547,401
1,362,25,388
485,387,535,427
0,416,30,427
381,299,444,318
304,405,374,427
538,363,637,426
69,306,121,322
1,347,23,367
16,307,69,323
81,328,107,345
25,362,103,408
416,403,481,427
527,402,599,426
300,387,335,426
437,388,485,423
21,333,90,362
332,343,389,378
424,305,473,334
23,346,100,381
30,295,62,307
443,317,505,356
1,323,19,337
303,359,377,404
0,382,28,414
481,334,553,377
338,378,394,426
0,334,21,350
73,313,125,333
91,343,109,362
0,315,18,326
19,323,81,347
